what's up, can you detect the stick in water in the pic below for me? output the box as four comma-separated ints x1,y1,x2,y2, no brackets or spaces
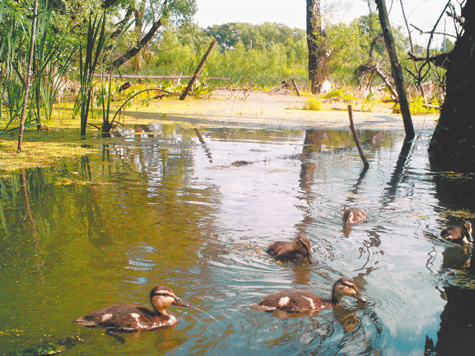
348,105,369,168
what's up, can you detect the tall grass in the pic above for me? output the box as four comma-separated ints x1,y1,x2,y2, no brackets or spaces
0,0,74,135
75,11,107,136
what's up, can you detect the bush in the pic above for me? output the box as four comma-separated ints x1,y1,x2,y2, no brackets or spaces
303,99,323,110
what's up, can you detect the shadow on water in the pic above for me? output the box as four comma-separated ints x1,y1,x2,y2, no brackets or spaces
424,157,475,355
1,124,475,355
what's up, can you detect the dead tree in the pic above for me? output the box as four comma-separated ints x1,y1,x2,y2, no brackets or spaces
355,34,398,100
375,0,415,139
306,0,327,94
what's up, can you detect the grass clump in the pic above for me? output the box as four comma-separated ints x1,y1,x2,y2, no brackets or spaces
303,99,323,111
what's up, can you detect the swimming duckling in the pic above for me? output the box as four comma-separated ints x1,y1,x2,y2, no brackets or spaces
267,235,315,264
73,286,190,331
441,220,473,245
251,277,367,313
342,208,367,224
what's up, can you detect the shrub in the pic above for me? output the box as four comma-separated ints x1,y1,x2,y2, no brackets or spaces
303,99,323,110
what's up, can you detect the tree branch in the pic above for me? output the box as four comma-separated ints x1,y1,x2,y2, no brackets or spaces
109,0,169,70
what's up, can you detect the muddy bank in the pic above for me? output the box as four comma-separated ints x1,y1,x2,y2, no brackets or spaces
122,90,438,133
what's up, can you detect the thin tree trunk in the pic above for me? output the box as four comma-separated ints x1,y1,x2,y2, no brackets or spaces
375,0,415,139
399,0,426,102
179,39,217,100
17,0,39,153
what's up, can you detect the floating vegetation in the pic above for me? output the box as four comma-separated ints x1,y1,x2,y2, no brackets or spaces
5,335,83,356
443,209,475,219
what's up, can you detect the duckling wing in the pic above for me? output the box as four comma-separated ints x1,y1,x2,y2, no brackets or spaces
441,226,460,240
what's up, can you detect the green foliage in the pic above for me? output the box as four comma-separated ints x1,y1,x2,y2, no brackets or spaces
141,22,308,87
392,96,440,115
303,99,323,111
325,89,344,98
0,0,75,134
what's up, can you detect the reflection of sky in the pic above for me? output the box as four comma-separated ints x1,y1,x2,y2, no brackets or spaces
190,127,447,354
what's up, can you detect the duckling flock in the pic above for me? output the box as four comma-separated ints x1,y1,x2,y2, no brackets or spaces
74,208,472,332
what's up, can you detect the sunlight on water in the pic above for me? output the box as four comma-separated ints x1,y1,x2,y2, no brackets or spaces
1,124,475,355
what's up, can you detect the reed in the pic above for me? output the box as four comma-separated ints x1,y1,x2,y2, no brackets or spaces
74,11,107,136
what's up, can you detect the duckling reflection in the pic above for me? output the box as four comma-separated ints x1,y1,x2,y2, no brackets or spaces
442,245,472,269
74,286,190,331
251,277,367,313
267,235,315,264
441,220,473,245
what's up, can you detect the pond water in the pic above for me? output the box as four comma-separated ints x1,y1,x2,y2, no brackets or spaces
1,122,475,355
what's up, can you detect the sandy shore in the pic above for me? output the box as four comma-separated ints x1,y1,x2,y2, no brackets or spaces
122,90,438,133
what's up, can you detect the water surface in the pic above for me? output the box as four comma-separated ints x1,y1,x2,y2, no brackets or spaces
1,123,475,355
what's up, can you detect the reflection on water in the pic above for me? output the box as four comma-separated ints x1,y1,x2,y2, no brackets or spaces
1,124,475,355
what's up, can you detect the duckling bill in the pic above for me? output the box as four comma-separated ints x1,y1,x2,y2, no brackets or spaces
441,220,473,245
74,286,190,331
251,277,366,313
267,235,315,263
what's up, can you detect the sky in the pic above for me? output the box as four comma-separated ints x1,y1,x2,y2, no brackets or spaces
194,0,457,47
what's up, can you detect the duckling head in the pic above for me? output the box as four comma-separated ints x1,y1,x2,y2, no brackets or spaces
294,235,315,264
150,286,190,316
331,277,367,306
463,220,473,243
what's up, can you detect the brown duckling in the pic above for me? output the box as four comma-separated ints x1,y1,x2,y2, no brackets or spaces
267,235,315,264
251,277,367,313
73,286,190,331
342,208,367,224
441,220,473,245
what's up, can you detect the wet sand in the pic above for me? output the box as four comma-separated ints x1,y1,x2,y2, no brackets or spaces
122,90,438,132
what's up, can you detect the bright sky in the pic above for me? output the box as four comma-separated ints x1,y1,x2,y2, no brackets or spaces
194,0,456,46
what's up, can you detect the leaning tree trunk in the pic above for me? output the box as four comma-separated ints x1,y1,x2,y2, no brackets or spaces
306,0,327,94
375,0,414,139
428,0,475,171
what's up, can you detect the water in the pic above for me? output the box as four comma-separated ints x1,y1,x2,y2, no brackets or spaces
1,123,475,355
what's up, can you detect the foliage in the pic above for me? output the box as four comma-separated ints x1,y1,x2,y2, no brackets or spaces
0,0,75,135
392,96,440,115
303,99,323,111
142,22,308,87
74,11,107,136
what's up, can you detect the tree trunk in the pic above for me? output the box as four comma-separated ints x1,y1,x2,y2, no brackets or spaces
375,0,415,139
306,0,326,94
429,0,475,171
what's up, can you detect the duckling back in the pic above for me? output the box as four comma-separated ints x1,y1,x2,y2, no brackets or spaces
251,290,326,313
74,304,176,331
441,220,473,245
267,235,315,263
343,208,367,224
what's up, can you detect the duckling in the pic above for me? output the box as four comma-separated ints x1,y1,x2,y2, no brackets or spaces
441,220,473,245
267,235,315,264
342,208,367,224
251,277,366,313
73,286,190,331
